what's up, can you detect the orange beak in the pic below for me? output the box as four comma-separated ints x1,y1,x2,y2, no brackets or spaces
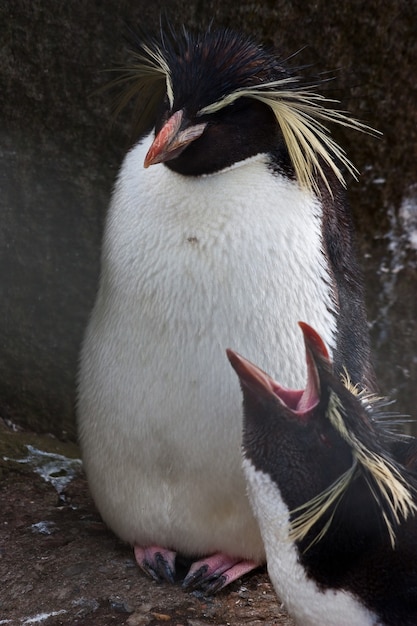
144,109,207,168
227,321,328,415
226,349,280,401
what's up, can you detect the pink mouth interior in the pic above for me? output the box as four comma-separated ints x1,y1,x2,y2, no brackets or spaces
270,384,304,410
271,371,319,416
227,347,320,418
270,323,324,415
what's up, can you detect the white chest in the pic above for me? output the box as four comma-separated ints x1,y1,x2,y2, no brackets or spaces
100,133,337,387
78,134,338,554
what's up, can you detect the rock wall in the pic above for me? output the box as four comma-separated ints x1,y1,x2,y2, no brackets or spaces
1,0,416,438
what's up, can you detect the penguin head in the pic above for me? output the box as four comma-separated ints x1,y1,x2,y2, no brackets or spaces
113,25,373,191
227,322,417,550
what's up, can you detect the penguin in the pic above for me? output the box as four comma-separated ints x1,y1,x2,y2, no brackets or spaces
78,25,374,593
227,323,417,625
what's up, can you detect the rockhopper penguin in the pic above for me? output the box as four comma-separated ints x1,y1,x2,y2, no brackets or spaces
228,323,417,625
78,25,374,592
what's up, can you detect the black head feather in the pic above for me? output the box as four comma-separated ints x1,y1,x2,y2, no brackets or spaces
111,25,290,138
108,24,377,191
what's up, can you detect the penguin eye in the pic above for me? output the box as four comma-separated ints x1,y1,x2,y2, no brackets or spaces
219,97,246,111
197,96,253,120
219,97,253,116
319,432,332,448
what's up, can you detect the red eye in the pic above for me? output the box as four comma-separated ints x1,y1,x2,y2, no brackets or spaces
320,433,332,448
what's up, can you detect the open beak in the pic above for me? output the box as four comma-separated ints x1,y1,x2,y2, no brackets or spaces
298,322,330,363
144,109,207,168
226,349,306,409
226,349,284,401
227,322,331,415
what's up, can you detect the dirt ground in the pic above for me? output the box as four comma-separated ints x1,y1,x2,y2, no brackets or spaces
0,420,294,626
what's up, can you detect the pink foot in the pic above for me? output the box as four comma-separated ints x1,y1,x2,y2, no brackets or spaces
182,552,259,593
134,544,176,584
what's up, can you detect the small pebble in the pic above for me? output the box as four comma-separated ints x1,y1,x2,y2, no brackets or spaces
108,596,133,614
126,613,150,626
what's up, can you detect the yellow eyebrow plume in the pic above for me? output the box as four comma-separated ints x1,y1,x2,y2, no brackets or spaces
288,390,417,551
199,79,378,196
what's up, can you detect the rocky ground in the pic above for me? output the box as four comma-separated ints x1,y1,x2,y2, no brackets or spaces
0,420,294,626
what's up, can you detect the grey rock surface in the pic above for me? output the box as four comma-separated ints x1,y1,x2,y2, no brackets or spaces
0,424,293,625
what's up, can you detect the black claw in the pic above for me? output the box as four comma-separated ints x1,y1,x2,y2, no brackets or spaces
142,559,163,583
183,565,227,594
154,552,175,584
200,575,227,595
142,553,175,585
182,564,209,590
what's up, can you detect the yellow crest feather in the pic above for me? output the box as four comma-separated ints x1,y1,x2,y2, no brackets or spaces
104,42,173,137
340,368,384,408
288,464,357,550
286,386,416,551
327,391,417,548
199,80,378,196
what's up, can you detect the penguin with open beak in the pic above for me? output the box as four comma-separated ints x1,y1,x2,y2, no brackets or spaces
228,324,417,625
78,25,375,593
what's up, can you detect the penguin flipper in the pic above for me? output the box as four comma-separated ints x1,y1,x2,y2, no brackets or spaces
182,552,259,594
134,545,176,584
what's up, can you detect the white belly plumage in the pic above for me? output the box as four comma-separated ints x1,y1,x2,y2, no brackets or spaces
77,132,337,560
242,458,380,625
